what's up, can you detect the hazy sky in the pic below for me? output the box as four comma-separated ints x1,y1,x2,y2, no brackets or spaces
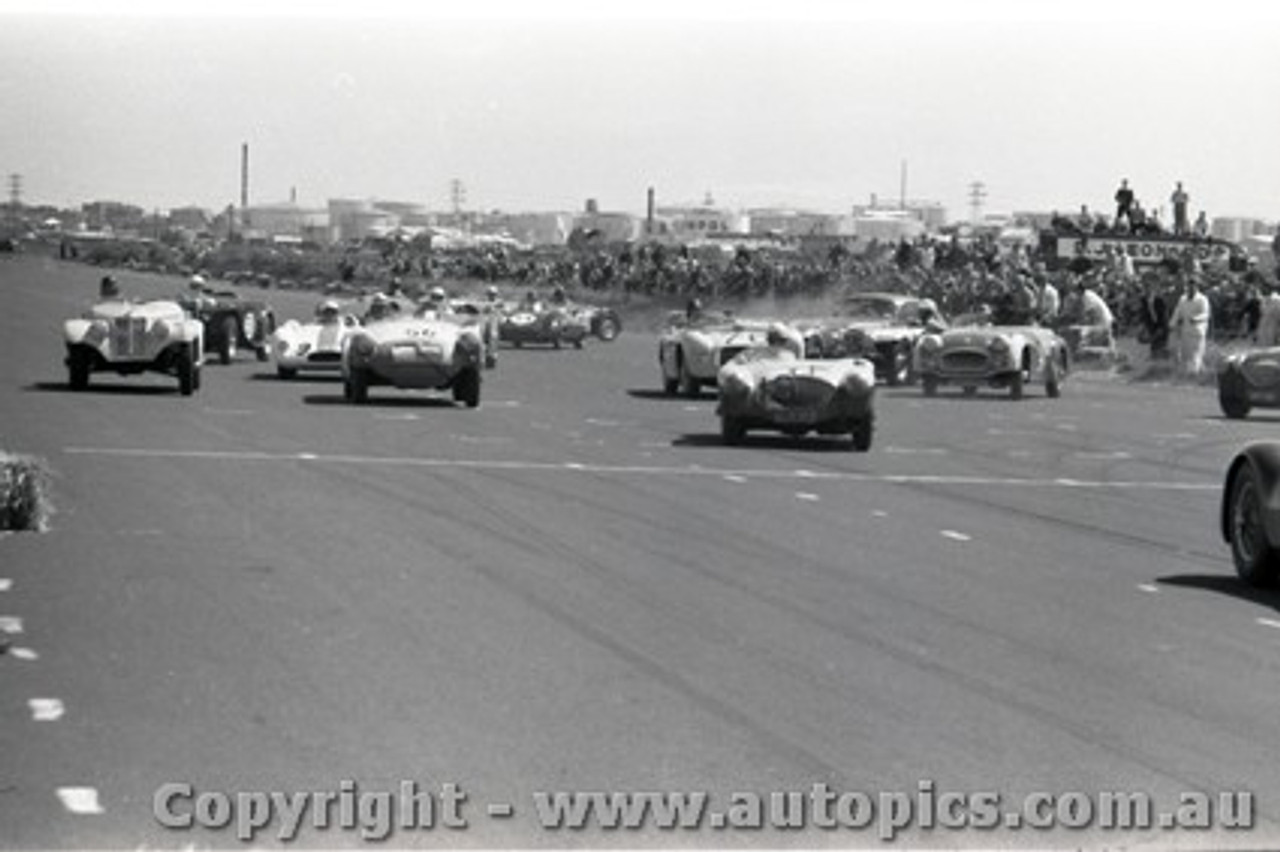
2,0,1277,223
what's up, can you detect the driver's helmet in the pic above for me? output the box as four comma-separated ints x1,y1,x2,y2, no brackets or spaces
188,274,206,291
766,322,789,347
428,286,447,303
918,298,938,322
99,275,120,299
551,285,567,305
367,293,390,319
686,297,704,318
485,285,499,302
316,299,340,321
523,289,538,304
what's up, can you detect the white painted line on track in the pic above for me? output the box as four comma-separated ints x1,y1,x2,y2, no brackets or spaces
723,475,747,484
940,530,971,542
488,400,522,407
682,406,703,412
8,646,37,660
871,510,888,518
1153,433,1197,440
795,492,820,502
1056,423,1078,432
1008,450,1033,458
1073,451,1132,460
62,447,1222,492
1137,583,1160,594
372,413,420,421
0,579,11,592
0,616,22,634
795,469,817,478
56,787,103,815
884,446,948,455
29,698,64,721
1256,618,1280,630
584,418,622,427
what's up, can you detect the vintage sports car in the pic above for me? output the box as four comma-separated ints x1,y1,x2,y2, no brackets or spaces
498,301,589,349
914,314,1069,400
444,299,501,369
1221,442,1280,586
717,327,876,451
566,304,622,341
659,311,772,396
797,292,932,386
63,298,204,395
271,300,360,379
341,306,486,407
1217,347,1280,419
178,277,276,365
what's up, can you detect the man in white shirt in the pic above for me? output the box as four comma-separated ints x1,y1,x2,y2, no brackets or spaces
1256,285,1280,348
1170,276,1212,377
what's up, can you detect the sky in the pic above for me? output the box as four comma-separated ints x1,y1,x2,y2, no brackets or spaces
1,0,1277,224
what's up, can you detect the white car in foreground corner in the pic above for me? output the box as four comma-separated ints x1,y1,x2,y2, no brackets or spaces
342,306,486,407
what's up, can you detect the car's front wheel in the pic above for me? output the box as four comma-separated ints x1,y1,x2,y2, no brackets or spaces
67,347,91,390
218,316,238,365
850,416,873,452
678,357,699,398
344,367,369,404
1219,371,1251,419
1009,367,1025,401
1046,358,1062,398
452,367,481,408
1229,464,1280,587
596,316,619,341
721,415,746,446
176,344,197,396
922,374,938,397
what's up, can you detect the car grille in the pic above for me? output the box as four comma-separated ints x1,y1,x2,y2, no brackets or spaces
307,352,342,363
942,350,990,373
719,346,750,365
112,317,148,358
765,375,833,408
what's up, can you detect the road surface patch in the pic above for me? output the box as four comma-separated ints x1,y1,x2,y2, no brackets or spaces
29,698,64,721
56,787,103,815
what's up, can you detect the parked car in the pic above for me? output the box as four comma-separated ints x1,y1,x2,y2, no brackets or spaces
717,325,876,450
341,305,486,407
1217,347,1280,419
178,277,276,365
914,313,1070,400
1221,442,1280,586
63,297,204,395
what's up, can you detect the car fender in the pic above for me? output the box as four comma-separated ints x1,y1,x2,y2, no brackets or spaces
1222,443,1280,545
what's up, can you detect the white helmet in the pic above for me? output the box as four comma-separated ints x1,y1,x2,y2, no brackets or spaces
428,286,446,302
188,274,206,290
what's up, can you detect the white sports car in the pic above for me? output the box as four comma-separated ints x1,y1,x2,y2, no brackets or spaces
717,334,876,450
271,300,359,379
659,312,772,396
342,307,486,407
63,298,204,395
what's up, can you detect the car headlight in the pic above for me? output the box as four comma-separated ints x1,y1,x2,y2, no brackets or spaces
988,337,1010,354
149,320,170,343
85,320,109,345
919,335,941,353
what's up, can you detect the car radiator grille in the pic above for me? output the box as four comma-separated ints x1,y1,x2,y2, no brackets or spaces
112,317,148,358
765,375,834,408
307,352,342,363
942,351,990,372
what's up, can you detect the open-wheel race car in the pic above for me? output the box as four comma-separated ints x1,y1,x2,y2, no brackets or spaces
568,304,622,342
271,300,360,379
659,311,772,397
1217,347,1280,419
717,324,876,450
797,292,933,386
341,304,486,407
1221,442,1280,587
63,297,204,395
914,313,1070,400
178,277,276,365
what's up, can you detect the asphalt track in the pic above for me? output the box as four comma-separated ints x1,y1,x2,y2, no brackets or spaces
2,253,1279,849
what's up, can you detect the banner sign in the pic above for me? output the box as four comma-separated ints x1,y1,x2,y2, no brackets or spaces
1056,236,1232,265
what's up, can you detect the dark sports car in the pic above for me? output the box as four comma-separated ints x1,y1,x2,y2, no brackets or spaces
1222,442,1280,586
178,280,276,365
1218,347,1280,419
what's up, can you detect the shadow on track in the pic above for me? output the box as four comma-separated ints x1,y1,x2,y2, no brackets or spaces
1156,573,1280,615
302,393,461,409
673,432,856,453
1194,413,1280,424
625,389,713,401
25,380,179,396
247,372,341,384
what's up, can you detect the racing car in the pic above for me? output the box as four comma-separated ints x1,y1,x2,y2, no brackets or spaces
717,324,876,450
178,276,276,365
342,303,486,407
498,300,589,349
1221,442,1280,586
63,296,204,395
659,310,772,396
271,300,359,379
1217,347,1280,419
797,292,932,386
914,311,1070,400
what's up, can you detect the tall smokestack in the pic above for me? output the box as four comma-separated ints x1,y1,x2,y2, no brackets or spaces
241,143,249,211
646,187,655,234
899,159,907,210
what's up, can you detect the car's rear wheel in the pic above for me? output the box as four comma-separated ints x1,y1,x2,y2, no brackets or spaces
596,316,619,341
344,367,369,404
218,316,238,365
453,367,481,408
1009,367,1025,401
721,415,745,446
850,417,873,452
277,366,297,380
1229,464,1280,587
1219,371,1251,419
177,344,197,396
678,356,699,398
1046,358,1062,398
922,374,938,397
68,347,91,390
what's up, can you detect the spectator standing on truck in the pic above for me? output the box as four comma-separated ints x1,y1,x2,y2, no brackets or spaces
1114,179,1135,229
1171,182,1190,236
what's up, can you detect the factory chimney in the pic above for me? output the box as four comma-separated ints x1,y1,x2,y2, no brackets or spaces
240,143,249,211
